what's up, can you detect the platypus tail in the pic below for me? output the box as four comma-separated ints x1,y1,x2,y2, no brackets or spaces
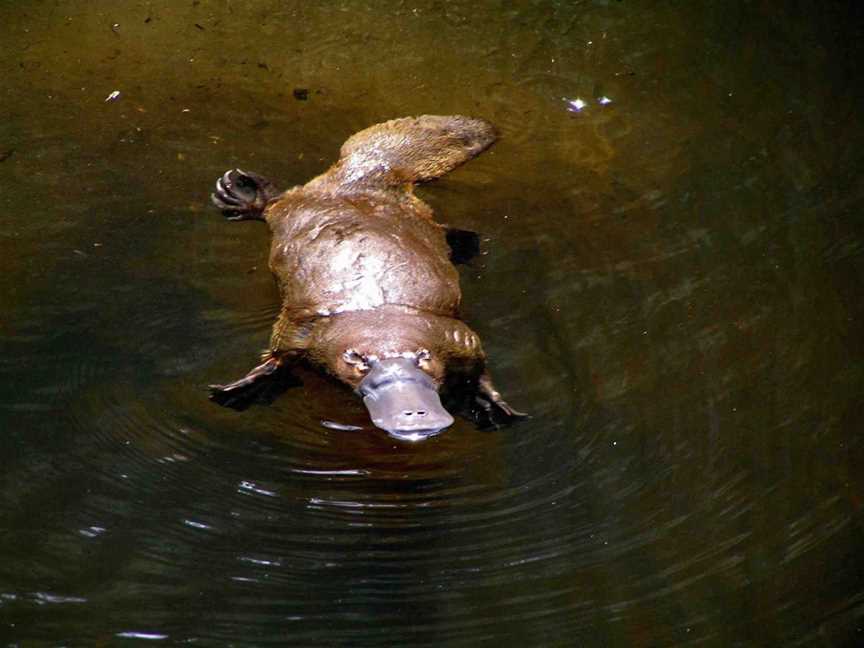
317,115,497,190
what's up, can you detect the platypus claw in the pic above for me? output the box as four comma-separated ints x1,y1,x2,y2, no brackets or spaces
493,400,529,419
211,169,279,221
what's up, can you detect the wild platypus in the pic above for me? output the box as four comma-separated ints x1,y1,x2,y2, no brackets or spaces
209,115,524,441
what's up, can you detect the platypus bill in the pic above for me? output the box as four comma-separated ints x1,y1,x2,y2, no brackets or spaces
209,115,525,441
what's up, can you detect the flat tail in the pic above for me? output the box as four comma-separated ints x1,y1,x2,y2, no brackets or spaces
316,115,497,190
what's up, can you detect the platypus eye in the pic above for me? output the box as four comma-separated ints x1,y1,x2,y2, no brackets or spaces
343,349,370,373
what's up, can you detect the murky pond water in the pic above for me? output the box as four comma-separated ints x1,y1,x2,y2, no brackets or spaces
3,1,864,645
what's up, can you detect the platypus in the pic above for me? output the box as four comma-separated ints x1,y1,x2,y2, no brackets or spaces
209,115,525,441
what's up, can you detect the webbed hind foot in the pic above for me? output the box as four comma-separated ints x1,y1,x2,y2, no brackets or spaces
211,169,280,221
445,227,481,265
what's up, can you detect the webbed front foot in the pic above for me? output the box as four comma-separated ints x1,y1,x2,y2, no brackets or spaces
209,354,298,410
474,371,528,425
210,169,280,221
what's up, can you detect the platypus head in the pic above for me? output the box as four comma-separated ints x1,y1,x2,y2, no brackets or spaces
345,349,454,442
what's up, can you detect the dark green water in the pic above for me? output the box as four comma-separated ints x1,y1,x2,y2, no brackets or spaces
2,1,864,645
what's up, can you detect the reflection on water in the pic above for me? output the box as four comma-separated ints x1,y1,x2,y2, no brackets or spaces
2,0,863,645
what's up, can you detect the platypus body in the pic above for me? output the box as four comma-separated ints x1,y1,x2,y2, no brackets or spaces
210,115,524,441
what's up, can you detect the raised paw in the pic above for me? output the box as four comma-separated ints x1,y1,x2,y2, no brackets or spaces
210,169,279,221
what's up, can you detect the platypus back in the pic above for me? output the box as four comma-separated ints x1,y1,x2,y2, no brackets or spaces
263,115,498,324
